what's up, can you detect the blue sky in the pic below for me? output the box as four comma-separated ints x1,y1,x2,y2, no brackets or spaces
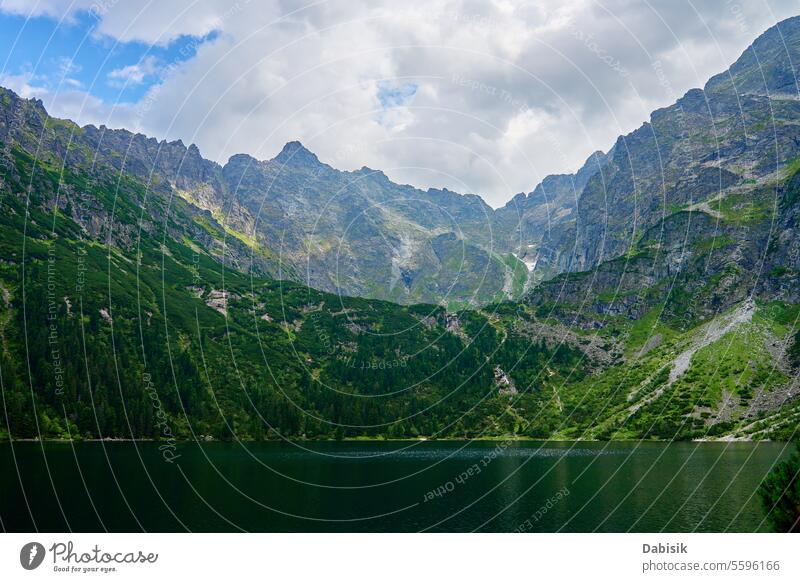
377,82,417,109
0,10,209,103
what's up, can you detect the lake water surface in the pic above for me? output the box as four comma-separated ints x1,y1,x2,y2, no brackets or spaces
0,440,790,532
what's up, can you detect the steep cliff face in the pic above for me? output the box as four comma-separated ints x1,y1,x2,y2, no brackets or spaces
492,150,609,279
491,17,800,287
526,16,800,325
547,16,800,275
762,169,800,303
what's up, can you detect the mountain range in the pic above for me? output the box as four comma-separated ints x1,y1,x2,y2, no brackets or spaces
0,77,618,308
1,16,800,442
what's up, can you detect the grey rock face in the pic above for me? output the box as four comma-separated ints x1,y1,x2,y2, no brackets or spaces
525,15,800,322
0,91,523,306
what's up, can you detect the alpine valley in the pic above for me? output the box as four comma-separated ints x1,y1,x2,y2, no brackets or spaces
3,16,800,445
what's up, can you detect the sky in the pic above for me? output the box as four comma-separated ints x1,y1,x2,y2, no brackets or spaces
0,0,798,207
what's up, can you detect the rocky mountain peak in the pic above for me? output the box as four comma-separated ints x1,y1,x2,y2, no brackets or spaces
273,140,320,166
226,152,260,166
355,166,389,182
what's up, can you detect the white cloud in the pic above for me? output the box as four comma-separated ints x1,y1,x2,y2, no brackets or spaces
107,55,159,87
0,0,224,45
3,0,799,206
0,71,48,99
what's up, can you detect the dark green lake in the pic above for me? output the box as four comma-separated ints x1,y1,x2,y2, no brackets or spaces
0,440,790,532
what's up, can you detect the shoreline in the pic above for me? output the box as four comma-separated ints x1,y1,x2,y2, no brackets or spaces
0,436,777,444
